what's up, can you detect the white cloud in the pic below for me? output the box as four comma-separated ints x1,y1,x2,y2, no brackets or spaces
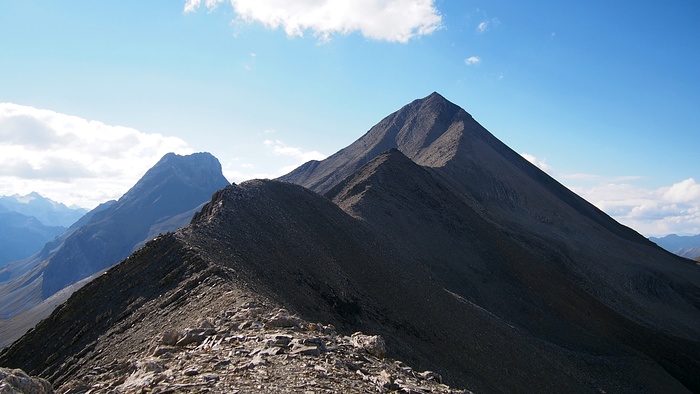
185,0,442,43
521,152,699,236
263,139,326,163
465,56,480,65
0,103,192,208
184,0,225,13
184,0,201,13
521,153,552,173
263,139,326,175
662,178,700,203
560,172,601,181
569,178,700,237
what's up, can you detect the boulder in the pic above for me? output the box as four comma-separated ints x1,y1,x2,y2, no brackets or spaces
0,368,53,394
350,332,386,358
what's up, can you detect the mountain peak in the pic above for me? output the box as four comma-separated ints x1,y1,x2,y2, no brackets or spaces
118,152,228,207
420,91,454,104
400,92,475,125
155,151,219,166
279,92,478,193
37,151,230,298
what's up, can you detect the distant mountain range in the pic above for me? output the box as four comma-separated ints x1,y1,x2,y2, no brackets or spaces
0,152,230,347
0,192,87,227
1,93,698,393
0,193,88,267
650,234,700,259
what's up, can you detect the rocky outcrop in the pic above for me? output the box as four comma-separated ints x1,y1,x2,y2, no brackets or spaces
0,368,53,394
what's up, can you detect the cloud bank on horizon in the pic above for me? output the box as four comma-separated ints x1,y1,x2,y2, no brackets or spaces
0,103,192,208
523,153,700,237
184,0,442,43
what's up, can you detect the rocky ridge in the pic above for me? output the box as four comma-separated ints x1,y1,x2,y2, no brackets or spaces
0,224,471,393
58,303,466,394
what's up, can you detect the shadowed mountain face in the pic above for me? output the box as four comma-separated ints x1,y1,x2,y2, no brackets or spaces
282,92,700,390
2,180,692,393
40,152,230,298
281,92,647,245
1,94,699,393
0,152,230,347
283,93,699,341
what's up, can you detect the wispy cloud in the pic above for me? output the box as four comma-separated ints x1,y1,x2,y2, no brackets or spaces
244,52,257,71
476,18,499,34
184,0,442,43
465,56,481,65
221,137,326,184
264,139,325,162
0,103,192,208
263,139,326,175
521,153,552,173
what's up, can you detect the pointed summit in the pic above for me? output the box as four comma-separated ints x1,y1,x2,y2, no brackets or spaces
279,92,481,193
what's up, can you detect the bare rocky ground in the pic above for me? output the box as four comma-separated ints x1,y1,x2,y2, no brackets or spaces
0,230,471,394
53,303,468,394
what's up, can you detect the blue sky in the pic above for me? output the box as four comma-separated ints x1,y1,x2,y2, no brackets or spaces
0,0,699,236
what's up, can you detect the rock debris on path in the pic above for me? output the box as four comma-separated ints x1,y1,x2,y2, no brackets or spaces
51,302,470,394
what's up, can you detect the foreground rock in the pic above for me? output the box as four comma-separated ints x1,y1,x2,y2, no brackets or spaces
56,303,468,394
0,368,53,394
